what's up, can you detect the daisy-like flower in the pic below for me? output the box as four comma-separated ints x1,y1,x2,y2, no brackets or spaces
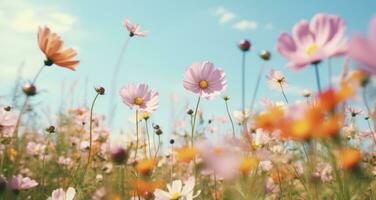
346,106,363,117
119,83,159,113
9,174,38,192
267,70,288,90
233,109,250,125
0,109,17,137
348,16,376,74
124,18,148,37
154,177,200,200
47,187,76,200
277,13,347,70
38,26,79,70
183,61,227,99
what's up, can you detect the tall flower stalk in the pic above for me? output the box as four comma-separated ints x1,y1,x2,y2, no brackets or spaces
250,50,270,114
190,97,201,147
314,62,322,92
134,110,140,161
223,96,235,137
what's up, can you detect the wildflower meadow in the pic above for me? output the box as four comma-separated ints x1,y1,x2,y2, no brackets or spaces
1,1,376,199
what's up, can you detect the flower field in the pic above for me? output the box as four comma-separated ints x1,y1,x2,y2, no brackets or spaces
1,5,376,200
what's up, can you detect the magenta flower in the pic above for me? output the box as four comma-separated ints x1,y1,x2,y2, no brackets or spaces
348,16,376,74
123,18,148,37
119,83,159,113
183,61,227,99
9,174,38,192
277,13,347,70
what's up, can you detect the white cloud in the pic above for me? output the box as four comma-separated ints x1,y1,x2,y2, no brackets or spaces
213,6,236,24
233,19,258,31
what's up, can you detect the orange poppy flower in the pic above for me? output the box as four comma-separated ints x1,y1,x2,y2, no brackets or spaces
38,26,79,70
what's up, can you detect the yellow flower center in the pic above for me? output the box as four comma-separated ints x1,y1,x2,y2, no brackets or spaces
134,97,144,106
306,43,319,55
170,192,180,200
199,80,209,89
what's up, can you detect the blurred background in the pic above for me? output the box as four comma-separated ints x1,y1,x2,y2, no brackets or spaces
1,0,376,138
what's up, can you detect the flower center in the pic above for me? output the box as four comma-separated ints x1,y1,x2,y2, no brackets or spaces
306,43,319,55
170,192,180,200
134,97,144,106
198,80,209,89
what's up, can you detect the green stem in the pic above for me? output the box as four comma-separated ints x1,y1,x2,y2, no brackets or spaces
191,97,201,147
145,120,152,158
280,83,289,104
134,110,139,161
154,135,161,160
84,92,100,179
314,63,321,92
250,62,266,114
224,100,236,137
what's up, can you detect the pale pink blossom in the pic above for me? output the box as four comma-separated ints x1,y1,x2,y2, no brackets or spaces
47,187,76,200
183,61,226,99
277,13,347,70
0,109,17,137
123,18,148,37
119,83,159,113
9,174,38,191
348,16,376,74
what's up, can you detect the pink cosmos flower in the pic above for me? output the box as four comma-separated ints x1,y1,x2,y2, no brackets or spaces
348,16,376,74
277,13,347,70
47,187,76,200
183,61,227,99
9,174,38,191
119,83,159,113
0,109,18,137
123,18,148,37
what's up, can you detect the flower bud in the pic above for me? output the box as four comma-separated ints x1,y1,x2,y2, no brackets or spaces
186,109,194,115
3,106,11,112
45,126,55,134
169,139,175,144
223,96,230,101
259,50,271,60
95,87,105,95
155,128,163,136
110,147,129,165
22,83,37,96
239,39,251,52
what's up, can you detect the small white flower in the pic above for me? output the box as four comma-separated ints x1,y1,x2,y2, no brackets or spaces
154,177,200,200
47,187,76,200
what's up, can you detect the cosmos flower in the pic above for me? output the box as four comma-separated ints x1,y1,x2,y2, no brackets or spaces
119,83,159,113
0,109,18,137
9,174,38,191
183,61,227,99
233,109,250,125
348,16,376,74
38,26,79,70
124,18,148,37
154,177,200,200
277,13,347,70
47,187,76,200
267,70,288,89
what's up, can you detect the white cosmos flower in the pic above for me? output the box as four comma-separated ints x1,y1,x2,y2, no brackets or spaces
47,187,76,200
154,177,200,200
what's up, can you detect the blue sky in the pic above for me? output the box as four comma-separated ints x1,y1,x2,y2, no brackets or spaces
0,0,376,137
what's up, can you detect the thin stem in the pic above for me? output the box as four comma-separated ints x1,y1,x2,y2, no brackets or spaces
279,83,289,104
328,59,332,88
154,135,161,160
314,63,322,92
134,110,139,161
13,65,46,139
366,118,376,146
108,38,131,127
145,120,152,158
241,51,246,112
224,100,236,137
191,97,201,147
250,62,266,114
84,92,100,178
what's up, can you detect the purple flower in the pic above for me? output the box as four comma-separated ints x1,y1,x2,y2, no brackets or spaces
348,16,376,74
183,61,227,99
277,13,347,70
119,83,159,113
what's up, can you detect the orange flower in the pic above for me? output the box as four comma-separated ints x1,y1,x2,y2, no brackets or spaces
254,106,284,132
314,113,343,138
339,148,361,170
130,179,164,197
38,26,79,70
135,159,157,175
176,146,197,163
238,156,259,174
317,86,354,112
